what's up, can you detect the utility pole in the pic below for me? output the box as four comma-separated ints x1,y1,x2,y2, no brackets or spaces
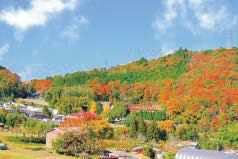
227,29,231,49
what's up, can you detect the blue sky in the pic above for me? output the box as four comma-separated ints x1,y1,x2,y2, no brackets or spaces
0,0,238,80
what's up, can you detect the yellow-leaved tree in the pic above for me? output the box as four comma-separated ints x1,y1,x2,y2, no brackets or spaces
90,101,97,113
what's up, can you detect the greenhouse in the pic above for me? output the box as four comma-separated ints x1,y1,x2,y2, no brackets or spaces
175,148,238,159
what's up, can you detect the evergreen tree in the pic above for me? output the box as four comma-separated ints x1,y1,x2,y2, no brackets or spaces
129,118,137,138
96,102,103,115
137,117,147,135
146,120,160,142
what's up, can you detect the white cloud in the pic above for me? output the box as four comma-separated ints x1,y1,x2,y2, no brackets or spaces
152,0,180,33
61,16,88,41
153,0,238,34
0,0,78,31
152,0,238,55
0,44,10,60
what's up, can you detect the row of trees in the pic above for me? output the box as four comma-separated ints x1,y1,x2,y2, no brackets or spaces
0,108,57,138
129,118,167,142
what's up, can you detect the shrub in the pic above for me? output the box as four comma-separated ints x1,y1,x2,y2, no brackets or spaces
52,130,104,157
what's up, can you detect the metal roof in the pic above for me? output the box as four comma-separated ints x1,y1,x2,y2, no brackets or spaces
132,146,144,151
175,148,238,159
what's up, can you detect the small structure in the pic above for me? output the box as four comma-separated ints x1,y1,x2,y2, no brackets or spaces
46,127,81,150
132,146,160,158
175,148,238,159
132,146,144,154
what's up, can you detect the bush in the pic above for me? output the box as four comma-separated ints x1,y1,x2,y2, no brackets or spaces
142,145,154,158
52,130,104,157
163,152,175,159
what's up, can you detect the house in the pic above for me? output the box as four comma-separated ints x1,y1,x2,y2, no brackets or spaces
5,108,16,114
175,148,238,159
52,114,65,122
31,114,45,120
46,127,81,150
27,107,43,117
32,108,43,115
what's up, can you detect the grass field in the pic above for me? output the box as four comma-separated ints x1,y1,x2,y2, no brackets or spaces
0,132,77,159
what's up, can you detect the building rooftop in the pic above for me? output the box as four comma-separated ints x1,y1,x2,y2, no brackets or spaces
175,148,238,159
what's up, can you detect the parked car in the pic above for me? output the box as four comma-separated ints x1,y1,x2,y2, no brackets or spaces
0,144,8,150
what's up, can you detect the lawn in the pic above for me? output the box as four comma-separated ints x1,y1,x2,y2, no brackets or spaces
0,150,37,159
0,131,78,159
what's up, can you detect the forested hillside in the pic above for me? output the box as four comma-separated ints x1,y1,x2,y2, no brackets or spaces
28,48,237,115
26,48,238,149
37,49,190,112
0,66,26,99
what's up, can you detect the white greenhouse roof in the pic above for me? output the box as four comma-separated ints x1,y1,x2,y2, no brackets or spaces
175,148,238,159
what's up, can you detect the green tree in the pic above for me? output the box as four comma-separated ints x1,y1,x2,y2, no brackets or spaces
176,126,187,140
42,106,53,119
6,113,25,128
137,117,147,135
146,120,160,142
142,145,154,159
129,118,137,138
52,130,104,156
109,102,129,121
96,101,103,115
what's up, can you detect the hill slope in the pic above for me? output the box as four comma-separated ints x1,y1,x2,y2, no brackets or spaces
24,48,238,149
29,48,238,115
